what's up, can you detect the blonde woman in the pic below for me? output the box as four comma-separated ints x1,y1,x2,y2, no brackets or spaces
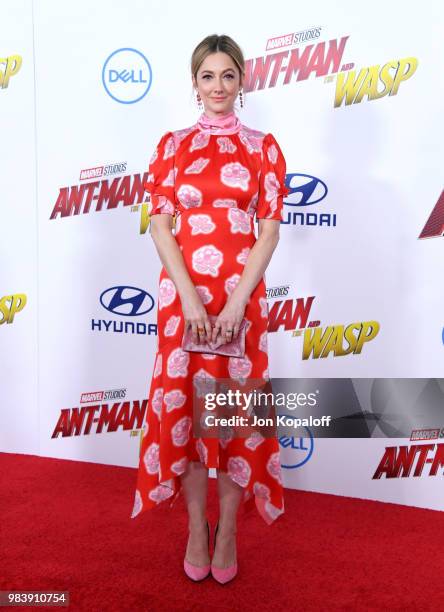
131,34,289,584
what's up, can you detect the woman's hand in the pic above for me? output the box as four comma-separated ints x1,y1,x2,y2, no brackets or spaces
212,293,248,345
181,292,212,344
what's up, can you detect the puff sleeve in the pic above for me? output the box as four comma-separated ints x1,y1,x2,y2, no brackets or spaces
256,132,290,221
143,131,176,216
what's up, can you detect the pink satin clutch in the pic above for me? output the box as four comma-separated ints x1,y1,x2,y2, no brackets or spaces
181,314,247,357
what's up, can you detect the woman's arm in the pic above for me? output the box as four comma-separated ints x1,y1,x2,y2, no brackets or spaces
150,214,213,343
211,219,280,343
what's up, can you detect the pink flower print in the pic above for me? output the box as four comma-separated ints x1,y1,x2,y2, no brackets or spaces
164,389,187,412
171,456,188,475
149,148,158,165
267,452,282,483
190,131,211,151
171,415,192,446
228,208,252,235
143,442,160,474
253,481,271,499
185,157,210,174
153,353,162,377
188,214,216,235
264,171,280,204
193,368,216,398
213,198,238,208
148,484,174,503
217,137,237,154
246,192,258,217
267,143,278,164
159,278,177,310
131,489,142,518
236,247,250,265
245,432,265,451
259,330,268,352
165,315,181,337
219,427,234,449
259,297,268,318
228,354,252,381
196,439,208,463
167,347,190,378
175,126,195,145
162,168,175,187
264,500,284,521
164,135,175,159
150,196,175,216
177,184,203,208
227,456,252,487
192,244,223,277
262,367,270,381
151,388,163,419
220,162,250,191
238,130,262,154
195,285,213,305
224,273,241,296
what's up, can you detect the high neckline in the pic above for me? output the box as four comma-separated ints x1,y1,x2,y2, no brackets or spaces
196,109,241,135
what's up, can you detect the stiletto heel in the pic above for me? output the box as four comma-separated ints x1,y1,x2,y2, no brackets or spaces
211,521,238,584
183,521,211,581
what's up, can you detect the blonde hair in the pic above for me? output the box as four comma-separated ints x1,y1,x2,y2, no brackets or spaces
190,34,245,108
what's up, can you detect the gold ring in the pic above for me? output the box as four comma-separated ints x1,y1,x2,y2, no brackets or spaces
197,327,205,333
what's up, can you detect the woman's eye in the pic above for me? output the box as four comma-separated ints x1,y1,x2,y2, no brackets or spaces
202,74,234,79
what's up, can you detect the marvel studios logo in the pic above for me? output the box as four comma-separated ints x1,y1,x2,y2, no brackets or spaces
410,428,444,441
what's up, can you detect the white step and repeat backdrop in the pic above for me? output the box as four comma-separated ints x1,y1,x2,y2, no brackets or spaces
2,0,443,513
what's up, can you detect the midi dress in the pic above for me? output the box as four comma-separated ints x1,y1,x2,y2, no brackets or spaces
131,110,290,525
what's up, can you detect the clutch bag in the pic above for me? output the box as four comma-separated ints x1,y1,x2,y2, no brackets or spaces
181,314,247,357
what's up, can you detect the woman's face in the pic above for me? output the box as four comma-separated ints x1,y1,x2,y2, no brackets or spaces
193,51,242,117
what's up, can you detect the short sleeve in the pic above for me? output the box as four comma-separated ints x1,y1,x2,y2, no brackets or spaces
256,133,290,221
143,131,176,216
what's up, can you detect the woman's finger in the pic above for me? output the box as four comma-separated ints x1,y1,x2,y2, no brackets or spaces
212,320,222,344
232,322,240,340
191,321,199,344
197,321,206,345
204,319,212,343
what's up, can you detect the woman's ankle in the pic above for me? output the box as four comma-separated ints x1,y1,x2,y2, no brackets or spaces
187,517,208,533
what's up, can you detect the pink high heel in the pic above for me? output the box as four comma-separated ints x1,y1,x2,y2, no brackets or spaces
210,521,238,585
183,521,211,581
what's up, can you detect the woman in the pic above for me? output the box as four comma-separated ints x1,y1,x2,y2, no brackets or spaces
131,34,290,584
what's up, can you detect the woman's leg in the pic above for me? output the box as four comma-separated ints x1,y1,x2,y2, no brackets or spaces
180,461,210,566
212,469,243,568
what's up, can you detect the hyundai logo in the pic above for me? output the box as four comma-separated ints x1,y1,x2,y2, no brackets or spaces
102,48,152,104
285,173,328,207
100,286,155,316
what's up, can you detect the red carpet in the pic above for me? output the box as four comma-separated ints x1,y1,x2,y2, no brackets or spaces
1,452,443,611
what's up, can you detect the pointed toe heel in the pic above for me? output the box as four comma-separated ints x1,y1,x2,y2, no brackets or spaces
210,521,238,585
210,561,238,584
183,558,211,581
183,520,211,582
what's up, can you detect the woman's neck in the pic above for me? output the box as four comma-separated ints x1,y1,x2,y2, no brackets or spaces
197,109,241,135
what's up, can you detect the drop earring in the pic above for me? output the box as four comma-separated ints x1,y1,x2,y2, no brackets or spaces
238,88,244,108
196,91,203,111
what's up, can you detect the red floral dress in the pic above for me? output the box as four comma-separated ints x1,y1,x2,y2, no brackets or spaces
131,112,290,525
